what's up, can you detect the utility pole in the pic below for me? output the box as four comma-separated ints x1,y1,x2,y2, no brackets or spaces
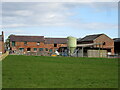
99,44,100,57
82,47,84,57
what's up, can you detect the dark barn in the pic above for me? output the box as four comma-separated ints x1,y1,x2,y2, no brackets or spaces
113,38,120,55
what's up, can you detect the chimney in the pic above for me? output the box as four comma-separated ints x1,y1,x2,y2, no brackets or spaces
2,31,4,41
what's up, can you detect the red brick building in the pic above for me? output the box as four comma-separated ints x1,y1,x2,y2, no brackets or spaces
0,31,5,54
77,34,114,55
9,35,67,54
45,38,67,51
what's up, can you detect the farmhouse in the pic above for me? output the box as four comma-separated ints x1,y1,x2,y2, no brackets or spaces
77,34,114,57
0,31,5,54
9,35,67,55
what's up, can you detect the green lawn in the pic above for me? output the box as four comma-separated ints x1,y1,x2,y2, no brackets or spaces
2,55,118,88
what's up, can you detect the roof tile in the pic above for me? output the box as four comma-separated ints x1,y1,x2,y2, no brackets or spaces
10,35,44,42
45,38,68,44
78,34,103,42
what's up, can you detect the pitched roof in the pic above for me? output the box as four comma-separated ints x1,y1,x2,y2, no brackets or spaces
77,38,82,41
45,38,68,44
113,38,120,42
0,35,2,41
78,34,103,42
10,35,44,42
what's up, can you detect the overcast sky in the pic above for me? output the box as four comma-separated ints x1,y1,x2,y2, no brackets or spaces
0,2,118,40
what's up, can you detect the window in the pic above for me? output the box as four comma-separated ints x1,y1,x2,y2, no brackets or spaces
45,48,48,51
19,48,24,51
49,49,53,52
54,44,57,47
24,41,27,46
37,42,40,46
34,48,37,51
27,48,31,51
103,42,106,45
12,41,15,46
39,48,43,51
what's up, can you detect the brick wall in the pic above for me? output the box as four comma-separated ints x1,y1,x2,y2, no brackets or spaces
44,43,67,52
0,41,2,54
10,41,67,53
94,34,114,55
0,41,4,54
2,41,4,54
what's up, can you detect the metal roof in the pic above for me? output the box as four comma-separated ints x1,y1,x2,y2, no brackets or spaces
77,43,103,47
113,38,120,42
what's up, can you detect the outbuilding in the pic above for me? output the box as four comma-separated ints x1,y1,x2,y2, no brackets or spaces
113,38,120,55
77,34,114,57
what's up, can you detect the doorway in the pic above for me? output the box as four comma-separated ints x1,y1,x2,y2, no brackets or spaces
27,48,31,52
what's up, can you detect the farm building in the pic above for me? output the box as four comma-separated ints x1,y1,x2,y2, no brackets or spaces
7,33,116,57
77,34,114,57
9,35,67,55
45,38,67,52
113,38,120,55
0,31,5,54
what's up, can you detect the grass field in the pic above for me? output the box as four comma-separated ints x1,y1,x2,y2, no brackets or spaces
2,55,118,88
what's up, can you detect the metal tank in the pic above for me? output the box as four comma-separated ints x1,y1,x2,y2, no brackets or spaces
67,36,77,56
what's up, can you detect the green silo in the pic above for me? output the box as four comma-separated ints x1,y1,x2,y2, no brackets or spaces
67,36,77,55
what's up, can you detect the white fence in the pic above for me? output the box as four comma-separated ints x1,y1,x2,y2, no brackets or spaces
0,51,9,61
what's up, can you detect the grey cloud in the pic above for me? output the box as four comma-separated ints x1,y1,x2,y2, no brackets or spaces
2,2,72,26
2,2,118,30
